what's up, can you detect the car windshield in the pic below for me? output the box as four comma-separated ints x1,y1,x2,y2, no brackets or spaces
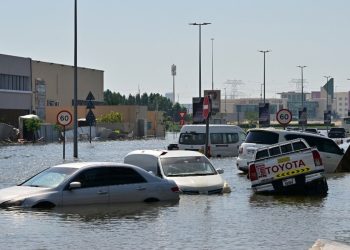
21,167,78,188
160,156,217,177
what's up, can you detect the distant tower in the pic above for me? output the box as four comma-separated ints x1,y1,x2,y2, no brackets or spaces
224,80,244,99
171,64,176,104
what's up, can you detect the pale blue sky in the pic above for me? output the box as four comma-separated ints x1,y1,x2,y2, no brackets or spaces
1,0,350,103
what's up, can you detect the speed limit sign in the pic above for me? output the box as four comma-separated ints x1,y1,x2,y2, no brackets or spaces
276,109,292,126
57,110,73,126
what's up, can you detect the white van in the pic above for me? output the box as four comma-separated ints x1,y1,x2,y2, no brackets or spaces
178,125,246,157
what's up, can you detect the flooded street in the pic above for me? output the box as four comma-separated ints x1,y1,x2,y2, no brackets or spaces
1,133,350,250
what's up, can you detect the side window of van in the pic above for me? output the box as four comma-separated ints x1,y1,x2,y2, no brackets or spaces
210,133,239,144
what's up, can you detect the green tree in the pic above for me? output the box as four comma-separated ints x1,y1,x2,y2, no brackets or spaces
24,118,41,142
96,111,122,123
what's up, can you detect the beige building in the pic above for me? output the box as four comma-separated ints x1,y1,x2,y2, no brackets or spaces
31,60,104,121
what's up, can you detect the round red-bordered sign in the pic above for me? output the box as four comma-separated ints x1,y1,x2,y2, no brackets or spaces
276,109,292,126
57,110,73,126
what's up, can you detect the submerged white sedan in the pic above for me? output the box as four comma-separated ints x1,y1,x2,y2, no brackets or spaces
0,162,180,208
124,150,230,194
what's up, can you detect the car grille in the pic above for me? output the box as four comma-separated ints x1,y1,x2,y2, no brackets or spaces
182,188,223,195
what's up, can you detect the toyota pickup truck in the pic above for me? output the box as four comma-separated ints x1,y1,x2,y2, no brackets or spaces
248,138,328,195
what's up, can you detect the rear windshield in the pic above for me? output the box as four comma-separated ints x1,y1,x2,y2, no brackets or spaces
330,128,345,132
245,131,279,144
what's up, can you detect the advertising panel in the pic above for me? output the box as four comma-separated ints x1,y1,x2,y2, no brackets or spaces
192,97,205,124
298,107,307,126
259,103,270,127
204,90,220,115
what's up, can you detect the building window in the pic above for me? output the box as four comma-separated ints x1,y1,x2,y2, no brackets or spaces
339,97,342,100
0,74,30,91
339,103,342,106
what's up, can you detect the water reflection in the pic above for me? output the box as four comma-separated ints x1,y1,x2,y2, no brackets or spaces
249,193,326,208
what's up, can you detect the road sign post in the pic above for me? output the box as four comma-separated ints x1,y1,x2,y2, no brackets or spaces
203,96,211,157
86,91,96,143
179,111,187,126
276,109,292,129
57,110,73,159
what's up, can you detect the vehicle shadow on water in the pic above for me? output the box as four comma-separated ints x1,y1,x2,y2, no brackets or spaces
3,201,179,223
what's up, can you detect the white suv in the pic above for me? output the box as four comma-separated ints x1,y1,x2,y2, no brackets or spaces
236,128,344,173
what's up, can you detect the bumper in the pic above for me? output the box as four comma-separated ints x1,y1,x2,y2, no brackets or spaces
252,173,328,195
236,157,249,172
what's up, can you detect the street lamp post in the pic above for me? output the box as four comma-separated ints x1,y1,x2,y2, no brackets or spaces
297,66,307,109
73,0,78,158
211,38,214,90
259,50,270,104
189,22,211,98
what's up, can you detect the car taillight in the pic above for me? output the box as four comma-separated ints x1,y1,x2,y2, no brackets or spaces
312,150,323,166
248,164,258,181
239,146,243,155
171,186,180,193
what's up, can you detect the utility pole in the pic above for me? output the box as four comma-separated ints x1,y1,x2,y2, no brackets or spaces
259,50,271,104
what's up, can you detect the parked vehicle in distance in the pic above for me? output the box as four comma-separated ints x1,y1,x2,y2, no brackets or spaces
124,150,230,194
237,128,344,173
305,128,320,134
328,127,346,138
248,139,328,195
341,117,350,135
177,124,246,157
0,162,180,208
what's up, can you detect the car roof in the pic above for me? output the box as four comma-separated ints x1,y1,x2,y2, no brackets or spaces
247,128,329,139
51,162,134,169
125,149,205,159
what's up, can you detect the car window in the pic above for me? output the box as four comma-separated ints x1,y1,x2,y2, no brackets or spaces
269,146,281,156
280,144,293,154
108,167,146,185
179,133,206,145
239,131,247,141
256,149,269,160
292,141,307,151
210,133,239,144
72,167,110,188
245,131,279,144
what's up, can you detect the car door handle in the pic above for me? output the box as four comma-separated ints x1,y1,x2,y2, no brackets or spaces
97,190,108,195
136,187,146,191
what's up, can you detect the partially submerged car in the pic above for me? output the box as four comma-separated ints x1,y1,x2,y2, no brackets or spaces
248,139,328,195
0,162,180,208
237,128,344,173
124,150,230,194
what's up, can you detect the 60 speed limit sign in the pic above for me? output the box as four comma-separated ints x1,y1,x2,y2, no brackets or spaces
57,110,73,126
276,109,292,126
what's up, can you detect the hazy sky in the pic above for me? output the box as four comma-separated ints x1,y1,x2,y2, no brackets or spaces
1,0,350,103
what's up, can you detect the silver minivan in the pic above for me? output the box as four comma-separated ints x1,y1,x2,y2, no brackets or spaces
237,128,344,173
178,124,246,157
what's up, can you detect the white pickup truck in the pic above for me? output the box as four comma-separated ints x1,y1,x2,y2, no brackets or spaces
248,139,328,195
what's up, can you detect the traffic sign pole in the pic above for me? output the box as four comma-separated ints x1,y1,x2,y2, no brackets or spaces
203,96,211,157
57,110,72,160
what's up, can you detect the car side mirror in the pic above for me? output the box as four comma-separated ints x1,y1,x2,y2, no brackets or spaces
216,168,224,174
69,181,81,190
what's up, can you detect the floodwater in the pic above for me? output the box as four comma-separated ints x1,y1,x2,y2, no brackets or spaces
1,133,350,250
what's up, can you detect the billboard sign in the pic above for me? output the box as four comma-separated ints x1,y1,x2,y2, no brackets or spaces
298,107,307,126
192,97,205,124
204,90,220,114
324,110,331,125
259,103,270,127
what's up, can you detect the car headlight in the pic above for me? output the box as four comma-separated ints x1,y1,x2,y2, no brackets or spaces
0,199,25,208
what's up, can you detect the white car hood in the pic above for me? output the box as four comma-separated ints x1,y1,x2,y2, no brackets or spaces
0,185,50,203
167,174,225,192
